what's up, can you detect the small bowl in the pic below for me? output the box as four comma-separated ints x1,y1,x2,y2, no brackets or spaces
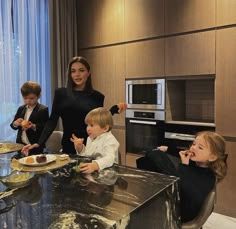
0,171,35,189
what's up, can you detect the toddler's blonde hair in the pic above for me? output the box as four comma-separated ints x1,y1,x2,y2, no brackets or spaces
85,107,113,131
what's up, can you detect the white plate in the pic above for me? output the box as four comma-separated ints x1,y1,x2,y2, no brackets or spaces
18,154,57,167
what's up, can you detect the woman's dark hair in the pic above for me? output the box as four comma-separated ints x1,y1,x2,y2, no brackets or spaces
66,56,93,95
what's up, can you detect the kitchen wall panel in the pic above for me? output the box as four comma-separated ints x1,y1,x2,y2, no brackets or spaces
165,0,215,35
125,39,164,78
165,31,215,76
216,27,236,137
111,128,126,165
80,46,125,127
126,153,142,168
124,0,164,41
216,0,236,26
215,141,236,217
78,0,124,48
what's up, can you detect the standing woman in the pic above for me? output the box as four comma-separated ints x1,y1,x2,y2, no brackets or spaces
22,56,125,155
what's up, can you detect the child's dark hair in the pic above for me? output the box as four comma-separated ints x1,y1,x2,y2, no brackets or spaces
85,107,113,131
196,131,227,182
21,81,41,97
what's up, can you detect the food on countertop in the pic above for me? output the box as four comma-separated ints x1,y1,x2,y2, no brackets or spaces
0,143,3,148
36,154,47,163
72,163,84,173
21,120,31,128
59,154,69,160
25,156,35,164
5,172,31,183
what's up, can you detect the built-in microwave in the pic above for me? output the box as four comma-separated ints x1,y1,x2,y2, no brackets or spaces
125,78,165,110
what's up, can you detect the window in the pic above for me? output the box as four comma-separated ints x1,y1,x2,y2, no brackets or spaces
0,0,51,141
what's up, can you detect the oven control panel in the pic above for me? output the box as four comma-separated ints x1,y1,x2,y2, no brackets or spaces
126,109,165,121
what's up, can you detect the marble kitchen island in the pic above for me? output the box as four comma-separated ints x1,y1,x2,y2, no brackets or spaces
0,158,180,229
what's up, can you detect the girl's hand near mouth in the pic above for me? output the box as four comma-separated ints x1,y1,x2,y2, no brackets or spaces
179,150,193,165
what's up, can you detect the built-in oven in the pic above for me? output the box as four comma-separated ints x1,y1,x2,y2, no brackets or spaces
126,78,165,110
163,122,215,157
126,109,165,155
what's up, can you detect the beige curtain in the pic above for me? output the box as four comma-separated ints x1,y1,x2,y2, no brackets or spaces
49,0,79,130
49,0,79,94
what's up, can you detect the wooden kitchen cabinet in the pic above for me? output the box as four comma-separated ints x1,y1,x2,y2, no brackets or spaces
216,27,236,137
78,0,124,48
80,45,126,127
112,128,126,165
165,0,215,35
165,31,215,76
216,0,236,26
215,141,236,217
126,153,143,168
124,0,164,41
125,39,164,78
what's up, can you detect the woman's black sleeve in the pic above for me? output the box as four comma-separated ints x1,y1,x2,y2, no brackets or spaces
109,105,119,115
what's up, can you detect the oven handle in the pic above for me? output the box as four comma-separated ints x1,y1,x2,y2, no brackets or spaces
165,132,195,141
129,119,157,125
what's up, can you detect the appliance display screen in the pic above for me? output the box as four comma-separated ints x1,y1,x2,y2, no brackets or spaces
132,84,158,105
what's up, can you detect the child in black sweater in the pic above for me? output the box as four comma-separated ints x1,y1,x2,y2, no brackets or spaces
139,131,227,223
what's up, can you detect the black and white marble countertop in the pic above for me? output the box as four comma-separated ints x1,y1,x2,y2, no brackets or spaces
0,154,180,228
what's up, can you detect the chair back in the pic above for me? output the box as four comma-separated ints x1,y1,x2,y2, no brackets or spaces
182,185,216,229
45,131,63,153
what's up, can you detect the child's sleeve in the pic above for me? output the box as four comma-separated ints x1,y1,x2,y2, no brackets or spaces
10,107,22,130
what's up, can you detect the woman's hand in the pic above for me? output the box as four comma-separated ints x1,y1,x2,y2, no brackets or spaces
22,143,39,156
79,162,99,174
179,150,192,165
117,102,127,113
70,134,84,153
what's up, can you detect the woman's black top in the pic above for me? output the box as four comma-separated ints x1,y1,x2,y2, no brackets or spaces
38,87,118,154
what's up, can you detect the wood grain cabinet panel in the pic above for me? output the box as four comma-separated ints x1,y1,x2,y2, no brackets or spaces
215,141,236,217
216,0,236,26
112,128,126,165
124,0,164,41
80,46,126,127
215,28,236,137
125,39,164,78
165,31,215,76
126,153,142,168
78,0,124,48
165,0,215,35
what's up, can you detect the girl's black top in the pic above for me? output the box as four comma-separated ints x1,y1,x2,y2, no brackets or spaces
146,150,216,223
178,162,215,223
